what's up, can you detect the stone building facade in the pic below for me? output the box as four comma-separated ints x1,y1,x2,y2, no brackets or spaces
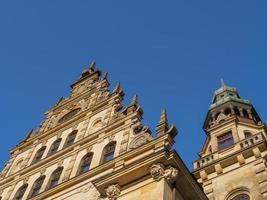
0,62,207,200
193,80,267,200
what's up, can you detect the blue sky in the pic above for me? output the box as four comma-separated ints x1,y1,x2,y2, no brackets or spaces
0,1,267,170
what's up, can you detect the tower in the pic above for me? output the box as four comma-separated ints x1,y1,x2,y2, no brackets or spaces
0,62,207,200
193,80,267,200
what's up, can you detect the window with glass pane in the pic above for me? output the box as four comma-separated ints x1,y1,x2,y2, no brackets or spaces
48,167,63,189
232,194,250,200
79,153,93,174
64,130,77,148
30,176,45,198
48,139,62,156
102,142,116,163
218,131,234,150
32,146,46,164
13,184,28,200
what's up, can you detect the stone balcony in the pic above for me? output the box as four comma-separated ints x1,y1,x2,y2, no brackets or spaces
193,132,266,171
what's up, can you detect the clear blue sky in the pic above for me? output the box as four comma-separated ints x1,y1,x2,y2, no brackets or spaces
0,1,267,170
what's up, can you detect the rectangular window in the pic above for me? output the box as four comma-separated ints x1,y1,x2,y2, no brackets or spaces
217,131,234,150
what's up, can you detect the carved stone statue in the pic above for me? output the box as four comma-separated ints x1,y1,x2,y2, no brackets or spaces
105,184,121,200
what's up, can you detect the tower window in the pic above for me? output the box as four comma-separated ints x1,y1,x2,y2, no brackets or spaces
13,184,28,200
64,130,78,148
102,142,116,163
48,167,63,189
217,131,234,150
48,138,62,156
79,153,93,175
32,146,46,164
29,176,45,198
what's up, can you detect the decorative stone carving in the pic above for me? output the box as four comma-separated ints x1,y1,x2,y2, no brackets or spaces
129,132,152,150
105,184,121,200
215,113,227,124
150,163,165,181
150,163,179,184
164,166,179,184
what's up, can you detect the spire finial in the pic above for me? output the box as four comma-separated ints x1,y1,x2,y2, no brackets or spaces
159,108,168,124
221,78,226,88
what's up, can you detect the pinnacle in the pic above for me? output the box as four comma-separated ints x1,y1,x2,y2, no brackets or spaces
130,95,138,106
159,108,168,124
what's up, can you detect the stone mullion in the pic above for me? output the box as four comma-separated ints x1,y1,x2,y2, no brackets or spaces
62,153,78,182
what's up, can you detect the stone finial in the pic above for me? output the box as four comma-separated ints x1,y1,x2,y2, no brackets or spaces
105,184,121,200
130,95,138,106
156,109,169,136
150,163,179,184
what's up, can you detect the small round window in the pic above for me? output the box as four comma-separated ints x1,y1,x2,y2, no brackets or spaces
58,108,81,123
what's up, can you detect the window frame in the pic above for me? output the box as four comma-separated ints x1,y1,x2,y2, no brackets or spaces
217,131,234,150
32,146,46,164
13,184,28,200
102,141,116,164
78,152,94,175
47,167,63,189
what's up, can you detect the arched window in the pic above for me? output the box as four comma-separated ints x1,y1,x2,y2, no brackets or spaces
32,146,46,164
48,139,62,156
58,108,81,123
79,153,94,175
13,184,28,200
64,130,78,148
102,142,116,163
29,176,45,198
232,194,250,200
48,167,63,189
